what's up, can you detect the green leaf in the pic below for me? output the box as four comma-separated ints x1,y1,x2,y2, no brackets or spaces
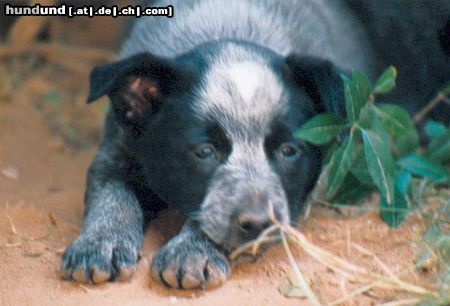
373,66,397,94
361,128,396,204
323,142,338,164
342,74,364,123
368,112,393,145
331,173,374,204
380,172,411,227
352,70,371,107
370,103,418,155
424,120,446,139
293,113,348,145
357,103,371,129
396,170,412,195
371,104,411,136
326,132,355,196
425,129,450,163
379,186,408,228
350,145,374,186
395,127,419,157
397,154,449,182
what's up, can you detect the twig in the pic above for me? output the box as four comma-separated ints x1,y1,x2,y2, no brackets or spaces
230,217,437,304
376,298,421,306
330,275,427,306
351,242,402,284
251,224,279,255
281,224,367,275
229,236,280,260
280,230,321,306
373,256,401,284
229,202,282,260
340,251,431,297
413,90,450,124
229,224,279,259
368,270,430,296
328,282,378,306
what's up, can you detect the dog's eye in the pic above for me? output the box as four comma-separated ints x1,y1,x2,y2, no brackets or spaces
194,143,217,160
278,143,300,160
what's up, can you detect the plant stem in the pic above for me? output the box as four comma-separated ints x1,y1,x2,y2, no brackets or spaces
413,91,450,124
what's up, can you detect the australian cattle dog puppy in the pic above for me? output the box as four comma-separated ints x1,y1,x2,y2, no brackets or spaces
61,0,449,289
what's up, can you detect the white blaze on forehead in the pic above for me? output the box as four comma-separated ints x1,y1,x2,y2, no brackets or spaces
225,62,269,102
196,57,286,138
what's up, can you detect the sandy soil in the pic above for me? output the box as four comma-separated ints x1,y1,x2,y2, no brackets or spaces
0,52,443,306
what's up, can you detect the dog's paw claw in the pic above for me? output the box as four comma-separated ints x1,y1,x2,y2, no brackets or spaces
151,235,230,289
61,235,139,284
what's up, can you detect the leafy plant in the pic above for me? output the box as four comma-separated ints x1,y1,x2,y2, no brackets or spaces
424,120,450,164
294,67,450,227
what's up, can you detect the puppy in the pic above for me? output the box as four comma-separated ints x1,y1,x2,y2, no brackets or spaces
61,0,449,289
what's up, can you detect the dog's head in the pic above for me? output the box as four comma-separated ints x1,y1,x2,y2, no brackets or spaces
88,41,346,252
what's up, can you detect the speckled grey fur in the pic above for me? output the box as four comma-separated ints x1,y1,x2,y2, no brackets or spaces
121,0,373,73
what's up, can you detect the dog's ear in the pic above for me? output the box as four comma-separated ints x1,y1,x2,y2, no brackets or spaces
285,54,348,117
87,52,188,130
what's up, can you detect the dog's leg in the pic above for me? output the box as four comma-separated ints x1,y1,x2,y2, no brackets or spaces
151,220,230,290
61,148,144,284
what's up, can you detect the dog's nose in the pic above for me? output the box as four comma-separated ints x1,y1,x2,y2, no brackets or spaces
237,213,272,236
234,189,282,238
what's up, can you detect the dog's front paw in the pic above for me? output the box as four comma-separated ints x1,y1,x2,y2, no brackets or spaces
61,233,140,284
150,228,230,289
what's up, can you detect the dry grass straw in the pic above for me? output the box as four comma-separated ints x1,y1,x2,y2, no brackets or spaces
229,203,437,305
